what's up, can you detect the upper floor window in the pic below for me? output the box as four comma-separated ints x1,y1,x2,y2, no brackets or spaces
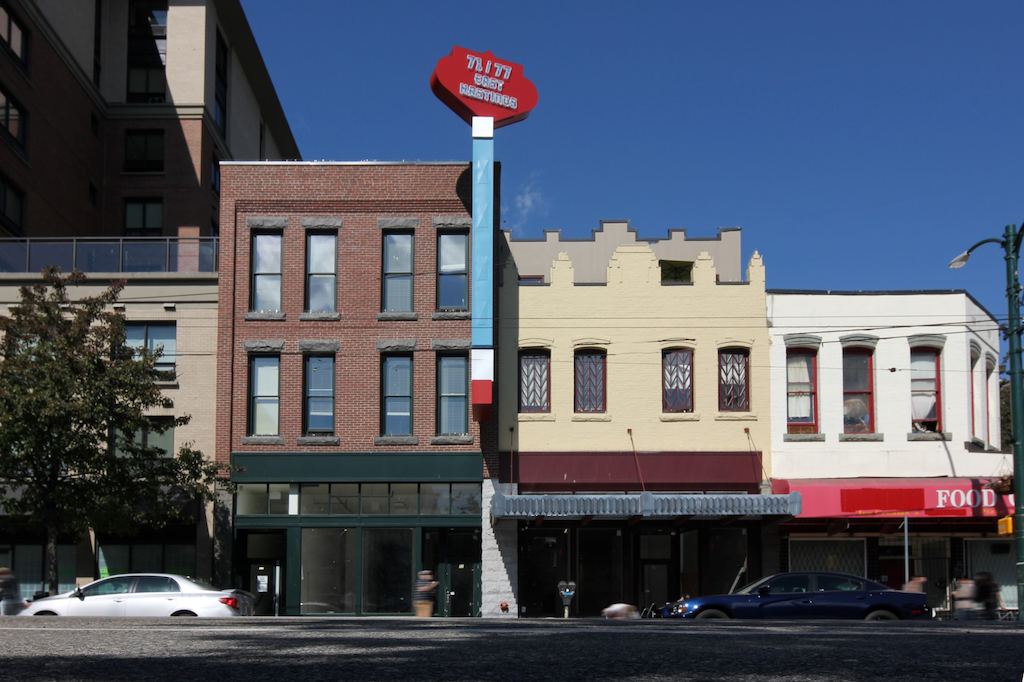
125,322,176,376
718,349,749,412
306,232,336,313
382,355,412,436
382,232,413,312
251,233,282,312
124,130,164,172
124,199,162,236
115,417,174,458
437,354,468,435
662,348,693,413
211,156,221,194
248,355,280,436
786,349,817,433
0,3,27,65
0,85,25,152
0,173,23,236
304,356,335,436
910,348,941,433
519,349,550,413
127,0,167,103
214,31,228,133
574,349,606,413
843,349,874,433
437,232,468,311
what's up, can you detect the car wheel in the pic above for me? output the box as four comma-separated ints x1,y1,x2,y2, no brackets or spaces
171,611,198,617
864,609,899,621
34,611,58,616
695,608,729,619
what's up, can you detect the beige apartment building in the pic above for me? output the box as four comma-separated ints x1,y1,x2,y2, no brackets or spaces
485,221,798,618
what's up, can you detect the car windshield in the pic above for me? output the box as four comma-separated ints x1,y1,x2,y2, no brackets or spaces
733,576,773,594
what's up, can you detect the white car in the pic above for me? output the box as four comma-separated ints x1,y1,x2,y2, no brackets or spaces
20,573,255,617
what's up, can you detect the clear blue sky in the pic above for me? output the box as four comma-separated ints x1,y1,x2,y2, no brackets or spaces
240,0,1024,330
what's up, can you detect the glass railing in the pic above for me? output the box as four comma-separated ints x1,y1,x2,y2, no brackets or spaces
0,237,219,274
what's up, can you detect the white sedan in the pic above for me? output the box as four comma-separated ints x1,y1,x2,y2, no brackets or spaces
20,573,255,617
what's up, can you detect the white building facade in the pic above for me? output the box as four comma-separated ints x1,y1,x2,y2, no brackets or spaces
767,290,1012,612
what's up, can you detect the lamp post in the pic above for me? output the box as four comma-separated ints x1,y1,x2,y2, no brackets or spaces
950,223,1024,620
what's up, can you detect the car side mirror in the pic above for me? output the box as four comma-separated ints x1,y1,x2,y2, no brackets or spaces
74,587,84,600
757,586,771,597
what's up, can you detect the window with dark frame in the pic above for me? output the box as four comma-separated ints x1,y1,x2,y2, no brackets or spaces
124,130,164,172
214,31,228,133
662,348,693,413
211,156,220,194
304,356,335,436
437,232,468,311
910,348,942,433
519,349,550,413
842,348,874,434
306,232,336,313
115,416,174,458
124,199,162,236
382,355,412,436
248,355,280,436
125,322,176,376
251,232,282,312
437,354,468,435
126,0,167,103
718,348,749,412
0,2,27,65
0,173,23,235
786,349,817,433
574,349,606,413
0,84,25,152
382,231,413,312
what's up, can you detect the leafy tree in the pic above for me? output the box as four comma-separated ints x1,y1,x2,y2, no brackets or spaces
0,268,226,593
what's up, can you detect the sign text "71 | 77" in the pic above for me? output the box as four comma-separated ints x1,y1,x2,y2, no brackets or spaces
466,55,511,79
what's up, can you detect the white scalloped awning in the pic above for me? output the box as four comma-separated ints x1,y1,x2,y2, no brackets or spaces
491,491,801,519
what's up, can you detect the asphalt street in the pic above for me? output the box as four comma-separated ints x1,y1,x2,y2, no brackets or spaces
2,617,1023,682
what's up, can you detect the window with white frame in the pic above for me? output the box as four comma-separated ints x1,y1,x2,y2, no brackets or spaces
248,356,280,436
910,348,942,433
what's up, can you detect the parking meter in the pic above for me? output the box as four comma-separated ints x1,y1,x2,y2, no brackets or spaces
557,580,577,618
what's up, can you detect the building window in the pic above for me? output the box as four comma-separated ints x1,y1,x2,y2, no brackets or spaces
115,417,174,458
574,349,606,413
126,0,167,103
986,358,996,445
0,173,23,235
124,199,162,236
382,355,412,436
382,232,413,312
125,322,176,376
306,232,336,313
0,3,27,65
214,31,228,133
437,232,468,311
211,156,220,194
248,356,280,436
910,348,942,433
786,349,817,433
0,85,25,151
251,233,282,312
124,130,164,172
662,348,693,413
304,356,334,436
519,349,550,413
437,354,468,435
718,349,749,412
843,349,874,433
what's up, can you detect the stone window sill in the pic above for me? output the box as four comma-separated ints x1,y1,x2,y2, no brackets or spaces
377,312,418,321
432,311,471,320
572,413,611,422
660,412,700,422
245,312,286,321
715,412,758,421
907,432,952,442
783,433,826,442
839,433,884,442
297,436,340,446
518,413,556,422
300,312,341,321
431,435,474,445
241,436,285,445
374,436,418,446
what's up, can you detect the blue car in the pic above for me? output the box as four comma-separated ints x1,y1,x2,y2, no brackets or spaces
661,571,929,620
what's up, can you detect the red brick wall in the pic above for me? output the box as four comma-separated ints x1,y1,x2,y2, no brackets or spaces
216,163,499,477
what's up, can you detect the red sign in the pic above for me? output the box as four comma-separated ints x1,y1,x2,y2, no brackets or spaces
430,46,538,128
772,478,1013,518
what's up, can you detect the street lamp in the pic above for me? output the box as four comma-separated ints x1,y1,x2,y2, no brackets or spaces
950,223,1024,620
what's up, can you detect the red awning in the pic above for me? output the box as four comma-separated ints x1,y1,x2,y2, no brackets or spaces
772,478,1013,519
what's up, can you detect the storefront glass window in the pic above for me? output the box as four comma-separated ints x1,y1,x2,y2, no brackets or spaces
301,483,329,515
330,484,358,515
390,484,418,515
301,528,356,614
361,528,413,613
237,484,268,515
420,484,452,515
361,483,389,515
451,484,482,515
268,483,290,515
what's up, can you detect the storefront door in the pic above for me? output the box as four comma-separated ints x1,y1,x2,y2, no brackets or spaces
440,560,479,616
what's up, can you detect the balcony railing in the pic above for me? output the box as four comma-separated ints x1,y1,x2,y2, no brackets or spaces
0,237,219,275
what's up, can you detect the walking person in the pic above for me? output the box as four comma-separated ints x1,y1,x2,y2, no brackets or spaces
974,572,1001,621
952,577,976,620
414,569,438,618
0,567,23,616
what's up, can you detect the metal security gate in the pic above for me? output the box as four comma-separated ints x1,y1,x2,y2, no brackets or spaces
788,538,866,576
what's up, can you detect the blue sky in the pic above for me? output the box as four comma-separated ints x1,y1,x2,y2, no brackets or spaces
240,0,1024,327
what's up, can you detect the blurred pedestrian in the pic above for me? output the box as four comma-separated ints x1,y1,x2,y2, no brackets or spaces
974,572,1001,621
601,603,639,619
902,576,927,592
952,578,976,620
0,567,23,615
414,570,437,618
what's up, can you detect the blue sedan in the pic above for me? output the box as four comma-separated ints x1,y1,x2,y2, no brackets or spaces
661,572,929,620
